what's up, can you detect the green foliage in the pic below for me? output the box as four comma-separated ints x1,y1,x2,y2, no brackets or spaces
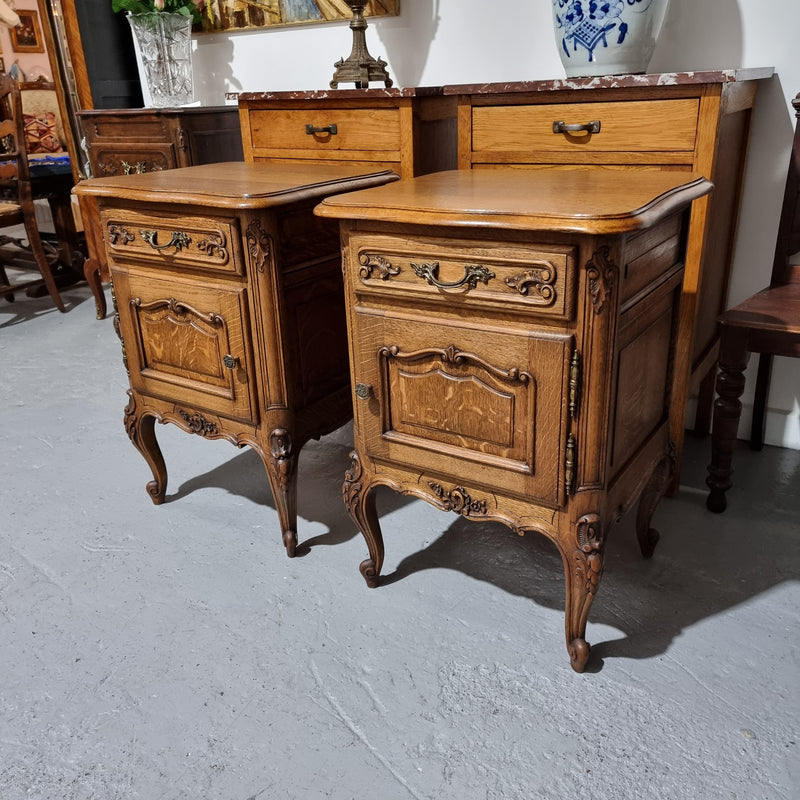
111,0,203,25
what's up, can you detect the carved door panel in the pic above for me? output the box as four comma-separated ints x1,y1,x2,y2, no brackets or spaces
114,271,256,424
352,312,573,505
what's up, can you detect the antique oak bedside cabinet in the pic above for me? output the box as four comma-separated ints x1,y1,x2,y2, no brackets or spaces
316,168,711,672
74,162,399,557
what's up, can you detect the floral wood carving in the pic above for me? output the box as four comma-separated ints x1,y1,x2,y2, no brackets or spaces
246,218,272,273
343,450,364,514
429,482,488,517
574,513,605,596
505,261,557,305
359,252,400,280
178,409,219,436
269,428,294,492
586,246,618,314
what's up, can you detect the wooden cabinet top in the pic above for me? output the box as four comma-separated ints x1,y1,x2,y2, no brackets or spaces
316,168,712,234
76,106,238,118
442,68,774,96
237,87,445,102
74,161,399,209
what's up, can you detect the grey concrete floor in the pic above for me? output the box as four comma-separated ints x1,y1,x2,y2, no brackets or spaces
1,281,798,800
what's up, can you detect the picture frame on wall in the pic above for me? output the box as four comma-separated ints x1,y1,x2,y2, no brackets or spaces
11,10,45,54
200,0,399,34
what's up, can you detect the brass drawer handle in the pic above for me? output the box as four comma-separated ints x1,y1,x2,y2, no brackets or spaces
222,354,238,370
411,261,495,291
139,229,192,251
354,382,372,400
552,120,601,135
305,123,338,136
121,160,147,175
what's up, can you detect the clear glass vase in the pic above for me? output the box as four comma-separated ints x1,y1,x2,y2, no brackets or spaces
127,12,194,108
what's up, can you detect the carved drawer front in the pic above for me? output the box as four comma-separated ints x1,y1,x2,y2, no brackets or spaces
351,234,576,320
114,271,256,423
100,208,242,276
88,145,176,177
246,107,401,159
470,99,699,166
352,312,572,505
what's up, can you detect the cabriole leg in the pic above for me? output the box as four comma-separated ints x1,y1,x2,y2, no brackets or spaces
123,391,167,504
560,513,605,673
264,428,299,558
342,450,384,587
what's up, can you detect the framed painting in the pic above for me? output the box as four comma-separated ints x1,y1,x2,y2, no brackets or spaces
200,1,400,34
11,10,45,54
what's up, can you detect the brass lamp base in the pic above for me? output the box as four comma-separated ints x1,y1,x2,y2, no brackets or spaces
330,0,393,89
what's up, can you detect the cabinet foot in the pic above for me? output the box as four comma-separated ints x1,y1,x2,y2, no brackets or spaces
266,428,299,558
568,638,591,673
283,529,297,558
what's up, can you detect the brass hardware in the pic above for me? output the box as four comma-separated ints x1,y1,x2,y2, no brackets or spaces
429,482,488,517
330,0,392,89
139,229,192,251
222,354,237,370
411,262,495,291
565,433,577,497
359,253,400,280
121,160,147,175
552,120,601,135
568,349,581,418
305,123,338,136
504,261,557,305
354,382,371,400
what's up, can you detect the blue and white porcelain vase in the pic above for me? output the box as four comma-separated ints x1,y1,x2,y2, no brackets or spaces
552,0,670,78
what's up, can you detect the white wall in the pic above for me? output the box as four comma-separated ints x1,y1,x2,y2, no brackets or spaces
190,0,800,449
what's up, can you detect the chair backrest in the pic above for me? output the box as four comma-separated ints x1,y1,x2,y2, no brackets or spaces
18,77,69,156
0,74,33,200
773,92,800,286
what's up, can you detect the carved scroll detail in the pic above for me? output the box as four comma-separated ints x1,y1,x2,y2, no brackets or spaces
196,234,229,261
107,224,135,245
505,261,557,305
359,253,400,280
269,429,294,493
429,482,488,517
586,246,618,314
129,297,224,327
342,450,364,514
246,219,272,273
574,513,605,596
178,409,218,436
379,343,531,385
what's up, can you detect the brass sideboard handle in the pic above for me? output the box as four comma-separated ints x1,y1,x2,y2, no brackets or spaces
121,160,147,175
552,120,601,135
139,229,192,251
354,382,372,400
222,354,238,370
411,261,495,291
305,123,338,136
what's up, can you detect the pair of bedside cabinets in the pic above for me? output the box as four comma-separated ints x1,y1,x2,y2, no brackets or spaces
77,71,764,669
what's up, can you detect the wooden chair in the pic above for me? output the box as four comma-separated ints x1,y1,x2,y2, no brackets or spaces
706,92,800,512
0,74,65,312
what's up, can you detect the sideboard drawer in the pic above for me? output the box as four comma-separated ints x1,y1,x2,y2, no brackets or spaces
471,98,699,164
247,107,401,155
100,208,243,276
351,233,577,320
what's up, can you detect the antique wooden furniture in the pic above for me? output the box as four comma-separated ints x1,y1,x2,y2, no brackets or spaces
73,162,399,556
316,168,712,672
238,87,457,180
446,70,772,486
76,106,244,319
706,92,800,513
0,75,66,312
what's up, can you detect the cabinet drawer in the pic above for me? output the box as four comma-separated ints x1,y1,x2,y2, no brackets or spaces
350,233,576,320
100,208,242,276
351,311,572,505
471,99,699,164
89,144,176,177
247,107,401,157
113,271,256,423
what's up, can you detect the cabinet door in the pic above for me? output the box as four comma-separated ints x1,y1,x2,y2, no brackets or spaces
114,271,256,424
351,312,572,505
